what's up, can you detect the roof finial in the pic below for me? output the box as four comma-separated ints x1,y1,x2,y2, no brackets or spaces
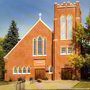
39,13,42,20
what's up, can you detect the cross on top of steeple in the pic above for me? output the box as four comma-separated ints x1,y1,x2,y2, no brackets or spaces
39,13,42,20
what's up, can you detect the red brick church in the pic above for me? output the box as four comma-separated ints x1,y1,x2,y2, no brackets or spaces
4,1,81,81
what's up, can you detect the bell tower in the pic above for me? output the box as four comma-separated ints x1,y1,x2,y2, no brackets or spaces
53,1,81,80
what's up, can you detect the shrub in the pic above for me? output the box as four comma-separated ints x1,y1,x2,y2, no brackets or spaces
37,79,42,83
18,77,23,81
29,77,33,81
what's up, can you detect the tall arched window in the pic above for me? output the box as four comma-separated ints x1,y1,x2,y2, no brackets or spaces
67,15,73,39
38,37,43,55
60,16,66,40
13,67,17,74
33,36,47,56
44,38,46,55
33,39,36,55
22,67,26,73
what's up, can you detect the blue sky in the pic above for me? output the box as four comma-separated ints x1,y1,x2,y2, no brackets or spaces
0,0,90,38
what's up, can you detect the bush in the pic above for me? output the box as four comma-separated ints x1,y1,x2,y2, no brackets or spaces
29,77,33,81
17,77,25,82
37,79,42,83
18,77,23,81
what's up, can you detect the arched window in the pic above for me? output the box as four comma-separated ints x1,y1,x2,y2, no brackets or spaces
33,39,36,55
67,15,73,39
13,67,17,74
22,67,26,73
18,67,21,74
38,37,43,55
33,37,47,56
60,16,66,40
44,38,46,55
27,67,30,73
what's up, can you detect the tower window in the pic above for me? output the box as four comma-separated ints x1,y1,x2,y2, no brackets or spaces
60,16,66,40
67,15,73,40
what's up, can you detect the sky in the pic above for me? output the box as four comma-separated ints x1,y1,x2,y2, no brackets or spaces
0,0,90,38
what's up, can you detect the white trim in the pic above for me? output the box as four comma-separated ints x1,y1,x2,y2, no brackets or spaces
4,19,52,59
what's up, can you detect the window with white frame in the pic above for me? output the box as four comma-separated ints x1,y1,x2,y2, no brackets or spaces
13,67,31,74
22,67,26,74
67,47,73,54
18,67,21,74
38,37,43,55
27,67,30,74
60,16,66,40
33,36,47,56
67,15,73,40
60,47,67,55
60,46,73,55
33,39,37,55
13,67,17,74
44,38,46,55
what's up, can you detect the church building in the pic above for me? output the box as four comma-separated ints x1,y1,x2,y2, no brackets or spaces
4,1,81,81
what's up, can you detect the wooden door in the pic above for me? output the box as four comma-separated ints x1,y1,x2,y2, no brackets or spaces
35,69,45,80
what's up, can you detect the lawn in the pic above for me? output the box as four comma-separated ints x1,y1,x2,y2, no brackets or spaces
0,81,16,90
25,80,79,89
73,81,90,88
0,80,90,90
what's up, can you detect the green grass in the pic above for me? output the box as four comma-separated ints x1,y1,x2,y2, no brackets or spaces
0,81,16,90
73,81,90,88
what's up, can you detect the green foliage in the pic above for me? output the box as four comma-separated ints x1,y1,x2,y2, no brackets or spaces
85,54,90,67
0,38,4,51
68,54,85,69
2,20,19,54
75,16,90,55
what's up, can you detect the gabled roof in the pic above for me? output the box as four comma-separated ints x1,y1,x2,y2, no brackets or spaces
4,19,52,59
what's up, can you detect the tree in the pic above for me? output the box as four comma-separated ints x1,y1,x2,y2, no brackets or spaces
68,54,85,69
84,16,90,54
0,38,5,80
75,16,90,55
75,23,87,55
2,20,19,54
0,38,4,51
68,54,85,80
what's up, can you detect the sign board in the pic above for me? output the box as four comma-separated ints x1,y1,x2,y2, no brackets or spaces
34,60,45,67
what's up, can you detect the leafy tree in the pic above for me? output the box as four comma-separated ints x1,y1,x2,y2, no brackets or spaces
84,16,90,54
0,38,5,80
0,38,4,51
68,54,85,69
68,54,85,80
2,20,19,54
75,16,90,55
84,54,90,67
